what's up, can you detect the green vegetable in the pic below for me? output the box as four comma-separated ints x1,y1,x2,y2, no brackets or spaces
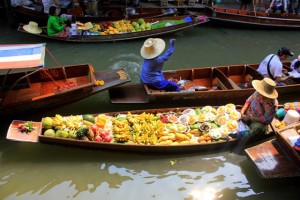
76,125,89,139
195,109,202,115
82,114,95,123
190,123,199,130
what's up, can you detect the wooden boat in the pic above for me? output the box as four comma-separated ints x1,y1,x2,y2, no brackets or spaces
17,15,208,43
109,61,300,105
0,44,130,117
245,122,300,178
205,6,300,29
12,5,167,26
6,104,276,154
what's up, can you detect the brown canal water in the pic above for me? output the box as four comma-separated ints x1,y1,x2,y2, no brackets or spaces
1,19,300,200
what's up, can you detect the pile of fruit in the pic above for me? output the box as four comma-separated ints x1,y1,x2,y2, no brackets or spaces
18,121,34,133
77,18,152,35
41,104,242,145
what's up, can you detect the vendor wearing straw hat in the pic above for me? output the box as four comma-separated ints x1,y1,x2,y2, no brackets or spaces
240,78,279,134
140,38,180,92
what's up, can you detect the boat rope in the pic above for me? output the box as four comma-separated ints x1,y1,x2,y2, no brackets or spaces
46,47,68,79
46,47,62,67
41,48,77,91
40,68,77,91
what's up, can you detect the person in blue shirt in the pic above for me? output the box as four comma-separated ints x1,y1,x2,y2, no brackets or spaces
140,38,180,92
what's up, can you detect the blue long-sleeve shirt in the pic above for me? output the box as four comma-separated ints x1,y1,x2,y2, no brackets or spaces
140,44,175,87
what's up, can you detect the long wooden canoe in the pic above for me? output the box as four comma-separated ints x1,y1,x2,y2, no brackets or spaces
6,105,276,154
206,6,300,29
245,122,300,178
17,15,208,43
109,61,300,105
0,64,130,117
0,44,130,117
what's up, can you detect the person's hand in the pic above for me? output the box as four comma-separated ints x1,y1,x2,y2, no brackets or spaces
170,39,176,46
241,114,252,122
282,68,289,74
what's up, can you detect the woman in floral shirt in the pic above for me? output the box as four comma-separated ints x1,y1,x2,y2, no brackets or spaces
240,78,278,134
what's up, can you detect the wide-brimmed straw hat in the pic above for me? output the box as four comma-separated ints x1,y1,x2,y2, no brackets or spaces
140,38,166,59
23,21,42,34
252,78,278,99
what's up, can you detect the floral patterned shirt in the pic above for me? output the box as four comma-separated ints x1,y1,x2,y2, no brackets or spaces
245,91,278,124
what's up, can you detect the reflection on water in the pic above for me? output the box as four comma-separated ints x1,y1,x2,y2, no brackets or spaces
1,20,300,200
1,142,253,199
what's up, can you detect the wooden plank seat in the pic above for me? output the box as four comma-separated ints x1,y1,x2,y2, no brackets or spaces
227,78,242,90
214,68,235,90
245,65,264,80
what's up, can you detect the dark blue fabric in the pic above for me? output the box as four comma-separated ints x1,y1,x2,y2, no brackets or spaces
140,40,179,92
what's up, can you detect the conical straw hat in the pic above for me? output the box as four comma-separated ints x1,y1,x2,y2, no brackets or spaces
140,38,166,59
23,21,42,34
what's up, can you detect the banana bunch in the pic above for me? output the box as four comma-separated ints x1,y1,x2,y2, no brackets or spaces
127,112,140,124
112,20,134,33
112,118,131,142
65,115,83,131
117,70,127,80
52,114,65,130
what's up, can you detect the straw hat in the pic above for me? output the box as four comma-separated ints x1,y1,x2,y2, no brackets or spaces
140,38,166,59
252,78,278,99
23,21,42,34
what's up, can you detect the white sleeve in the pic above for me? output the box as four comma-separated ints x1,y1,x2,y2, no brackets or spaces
272,61,283,78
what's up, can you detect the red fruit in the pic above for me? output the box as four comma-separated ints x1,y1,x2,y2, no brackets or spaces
104,134,112,143
94,135,102,142
99,129,109,138
160,115,168,123
91,125,98,133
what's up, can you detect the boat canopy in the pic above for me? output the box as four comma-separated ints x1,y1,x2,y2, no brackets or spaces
0,43,46,70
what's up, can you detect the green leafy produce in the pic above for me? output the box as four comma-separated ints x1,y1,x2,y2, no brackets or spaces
18,121,34,133
190,123,199,130
76,125,89,139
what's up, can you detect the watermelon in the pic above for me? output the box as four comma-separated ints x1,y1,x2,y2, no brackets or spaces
82,114,95,123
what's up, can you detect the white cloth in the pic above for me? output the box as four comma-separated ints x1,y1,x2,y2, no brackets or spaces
257,54,283,79
288,70,300,78
269,0,288,11
290,58,298,70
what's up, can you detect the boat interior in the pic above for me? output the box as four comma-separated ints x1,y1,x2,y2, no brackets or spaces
0,65,92,106
145,64,264,93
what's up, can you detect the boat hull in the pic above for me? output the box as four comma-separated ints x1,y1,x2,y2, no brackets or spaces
109,62,300,105
245,123,300,178
17,15,208,43
0,65,130,117
206,6,300,29
6,106,275,154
